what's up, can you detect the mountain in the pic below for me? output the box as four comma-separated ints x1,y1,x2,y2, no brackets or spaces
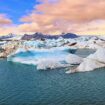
60,33,78,38
0,33,15,40
21,32,78,40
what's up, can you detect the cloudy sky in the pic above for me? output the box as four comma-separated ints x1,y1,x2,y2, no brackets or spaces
0,0,105,35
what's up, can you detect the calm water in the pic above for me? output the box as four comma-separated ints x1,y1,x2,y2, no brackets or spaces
0,49,105,105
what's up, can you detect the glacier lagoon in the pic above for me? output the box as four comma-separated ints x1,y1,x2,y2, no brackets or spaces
1,49,105,105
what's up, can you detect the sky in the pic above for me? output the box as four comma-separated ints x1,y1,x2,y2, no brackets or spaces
0,0,105,35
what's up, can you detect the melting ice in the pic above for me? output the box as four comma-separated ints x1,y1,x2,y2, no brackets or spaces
7,47,83,70
66,48,105,73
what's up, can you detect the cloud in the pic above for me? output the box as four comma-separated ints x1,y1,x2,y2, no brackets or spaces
19,0,105,34
75,20,105,35
0,13,14,35
18,23,40,32
21,0,105,23
0,14,12,26
1,0,105,35
0,26,17,35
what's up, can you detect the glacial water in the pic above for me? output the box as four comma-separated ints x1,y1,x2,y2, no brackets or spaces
0,49,105,105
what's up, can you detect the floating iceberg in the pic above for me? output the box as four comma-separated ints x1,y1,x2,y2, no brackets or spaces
36,59,70,70
36,54,83,70
77,59,105,72
65,54,83,65
87,48,105,63
66,59,105,74
7,47,83,70
66,48,105,73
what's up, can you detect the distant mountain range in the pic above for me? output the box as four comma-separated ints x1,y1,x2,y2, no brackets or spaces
1,33,105,41
21,32,79,40
0,33,15,40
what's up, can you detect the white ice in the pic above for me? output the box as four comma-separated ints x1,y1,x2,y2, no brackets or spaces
36,58,70,70
65,54,83,65
66,48,105,73
7,47,83,70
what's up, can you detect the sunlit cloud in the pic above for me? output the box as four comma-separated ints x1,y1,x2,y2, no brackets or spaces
20,0,105,35
1,0,105,35
0,14,12,26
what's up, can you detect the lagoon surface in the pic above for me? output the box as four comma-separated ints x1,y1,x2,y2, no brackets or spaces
0,49,105,105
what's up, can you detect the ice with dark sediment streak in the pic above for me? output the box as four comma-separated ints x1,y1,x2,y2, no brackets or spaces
7,47,83,70
66,48,105,74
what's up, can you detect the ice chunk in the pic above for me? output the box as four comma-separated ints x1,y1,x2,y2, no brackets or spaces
66,59,105,73
77,58,105,72
36,59,70,70
65,54,83,65
7,46,83,70
66,48,105,73
87,48,105,63
36,53,83,70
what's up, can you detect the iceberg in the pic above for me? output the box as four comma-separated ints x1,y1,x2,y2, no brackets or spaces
87,48,105,63
7,46,83,70
65,54,83,65
77,59,105,72
66,48,105,73
37,54,83,70
36,59,70,70
23,41,45,48
66,59,105,74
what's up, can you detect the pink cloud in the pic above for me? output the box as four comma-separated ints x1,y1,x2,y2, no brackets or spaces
0,14,12,26
19,0,105,34
1,0,105,35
